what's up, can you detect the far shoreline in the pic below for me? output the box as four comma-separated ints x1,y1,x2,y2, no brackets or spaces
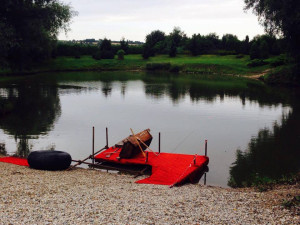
0,54,284,83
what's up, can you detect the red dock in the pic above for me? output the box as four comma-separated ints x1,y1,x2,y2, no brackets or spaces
0,156,29,166
94,147,209,186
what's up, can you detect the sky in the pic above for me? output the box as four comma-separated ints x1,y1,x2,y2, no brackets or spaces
58,0,265,42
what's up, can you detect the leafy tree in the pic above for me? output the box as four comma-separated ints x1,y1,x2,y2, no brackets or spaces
168,27,186,56
221,34,240,53
120,37,129,54
100,38,112,51
98,38,114,59
169,40,177,57
271,41,281,55
146,30,166,47
242,35,250,54
259,40,269,59
205,33,221,50
244,0,300,68
188,34,201,56
249,41,260,59
0,0,75,70
169,27,185,47
55,42,98,57
142,30,166,58
142,43,152,59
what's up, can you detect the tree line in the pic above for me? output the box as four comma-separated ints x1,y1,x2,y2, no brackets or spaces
56,28,284,61
141,27,284,59
54,38,143,58
0,0,299,81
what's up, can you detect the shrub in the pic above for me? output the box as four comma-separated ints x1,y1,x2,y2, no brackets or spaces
127,45,143,54
216,50,236,56
270,56,286,67
92,51,101,60
117,49,125,60
100,50,114,59
56,43,98,56
236,54,244,58
74,54,81,59
247,59,269,67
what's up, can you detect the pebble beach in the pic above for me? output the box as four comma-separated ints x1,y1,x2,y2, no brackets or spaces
0,162,299,225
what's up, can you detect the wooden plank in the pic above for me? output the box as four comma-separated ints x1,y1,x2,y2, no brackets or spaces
71,159,151,176
67,146,107,170
90,163,151,175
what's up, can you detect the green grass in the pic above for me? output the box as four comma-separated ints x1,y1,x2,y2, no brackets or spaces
39,55,146,71
1,54,280,77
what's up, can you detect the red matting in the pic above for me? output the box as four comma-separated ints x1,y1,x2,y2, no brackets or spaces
0,157,29,167
94,147,209,186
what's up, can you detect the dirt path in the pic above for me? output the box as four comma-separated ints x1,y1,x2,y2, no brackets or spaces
244,69,271,80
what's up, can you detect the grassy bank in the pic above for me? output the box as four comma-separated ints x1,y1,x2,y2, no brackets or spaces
0,54,282,77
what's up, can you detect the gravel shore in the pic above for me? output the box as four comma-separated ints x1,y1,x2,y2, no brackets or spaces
0,162,299,225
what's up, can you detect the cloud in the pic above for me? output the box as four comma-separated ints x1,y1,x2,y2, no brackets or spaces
59,0,264,41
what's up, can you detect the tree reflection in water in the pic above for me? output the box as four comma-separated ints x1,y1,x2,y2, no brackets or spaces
142,73,300,186
0,71,299,184
228,96,300,187
0,80,61,157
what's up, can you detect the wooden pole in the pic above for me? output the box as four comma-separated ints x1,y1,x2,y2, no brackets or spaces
135,136,158,156
92,127,95,165
205,140,208,156
67,146,107,170
130,128,146,157
106,127,108,148
204,173,207,185
158,132,161,153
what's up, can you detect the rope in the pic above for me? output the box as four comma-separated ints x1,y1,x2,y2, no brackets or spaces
170,154,197,188
171,130,195,153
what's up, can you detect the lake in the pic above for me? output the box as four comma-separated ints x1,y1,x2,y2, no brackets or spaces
0,71,299,187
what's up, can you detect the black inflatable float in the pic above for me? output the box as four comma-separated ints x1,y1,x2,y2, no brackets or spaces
28,150,72,171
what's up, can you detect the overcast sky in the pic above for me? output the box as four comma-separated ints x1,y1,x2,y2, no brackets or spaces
58,0,265,41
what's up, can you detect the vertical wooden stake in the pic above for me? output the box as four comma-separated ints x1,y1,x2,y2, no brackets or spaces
158,132,161,154
204,173,207,185
92,126,95,166
145,151,148,163
205,140,208,156
106,127,108,148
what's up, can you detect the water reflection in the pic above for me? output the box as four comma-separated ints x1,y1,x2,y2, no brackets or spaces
228,97,300,187
0,80,61,156
0,71,298,187
102,82,113,97
142,73,291,106
0,142,6,155
36,71,290,107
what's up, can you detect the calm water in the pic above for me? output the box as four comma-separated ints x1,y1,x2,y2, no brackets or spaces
0,71,299,187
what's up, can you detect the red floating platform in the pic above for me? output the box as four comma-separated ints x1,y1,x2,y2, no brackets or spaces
94,147,209,186
0,156,29,167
